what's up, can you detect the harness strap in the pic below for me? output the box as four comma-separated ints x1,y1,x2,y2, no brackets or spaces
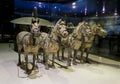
32,35,36,46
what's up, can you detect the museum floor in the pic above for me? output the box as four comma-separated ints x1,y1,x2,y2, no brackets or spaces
0,43,120,84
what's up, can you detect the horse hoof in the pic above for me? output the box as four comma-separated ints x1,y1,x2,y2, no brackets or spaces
37,59,41,63
62,58,65,60
45,66,49,70
42,60,46,64
17,63,21,66
27,70,32,75
57,57,61,61
86,60,90,63
24,69,31,75
73,62,77,65
67,63,71,66
52,65,55,69
80,60,84,63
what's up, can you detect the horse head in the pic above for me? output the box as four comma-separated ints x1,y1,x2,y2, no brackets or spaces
54,19,68,38
92,23,107,38
30,18,41,37
73,21,91,38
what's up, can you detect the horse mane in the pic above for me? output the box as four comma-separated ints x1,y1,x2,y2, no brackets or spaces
53,19,61,29
72,22,84,36
90,23,97,33
52,19,66,36
91,22,101,29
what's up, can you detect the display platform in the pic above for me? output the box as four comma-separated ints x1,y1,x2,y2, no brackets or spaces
0,43,120,84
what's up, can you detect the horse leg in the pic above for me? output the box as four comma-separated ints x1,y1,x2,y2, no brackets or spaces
57,50,60,61
85,49,90,63
25,54,29,74
45,53,49,70
80,49,84,63
17,46,22,66
43,52,46,63
36,54,40,63
62,47,65,60
52,53,55,68
67,48,71,66
73,50,77,65
17,51,22,66
32,54,36,70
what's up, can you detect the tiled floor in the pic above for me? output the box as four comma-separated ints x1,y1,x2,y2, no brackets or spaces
0,43,120,84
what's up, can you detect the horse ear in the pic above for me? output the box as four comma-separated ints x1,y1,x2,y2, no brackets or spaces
63,20,66,24
60,20,65,25
31,19,34,24
57,19,62,24
53,19,61,29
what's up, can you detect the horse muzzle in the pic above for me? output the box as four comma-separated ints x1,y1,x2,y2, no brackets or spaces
62,31,68,38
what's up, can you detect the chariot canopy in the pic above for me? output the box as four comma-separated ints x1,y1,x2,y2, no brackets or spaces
10,17,54,27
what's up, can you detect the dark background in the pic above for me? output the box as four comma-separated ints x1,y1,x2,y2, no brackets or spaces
0,0,120,59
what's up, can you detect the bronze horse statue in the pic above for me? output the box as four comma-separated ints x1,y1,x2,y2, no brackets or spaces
80,23,107,63
38,19,68,70
16,18,41,74
57,21,91,66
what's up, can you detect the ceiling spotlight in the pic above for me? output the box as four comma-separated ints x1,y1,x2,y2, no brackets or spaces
102,1,105,13
54,6,57,9
72,2,76,5
72,5,76,9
